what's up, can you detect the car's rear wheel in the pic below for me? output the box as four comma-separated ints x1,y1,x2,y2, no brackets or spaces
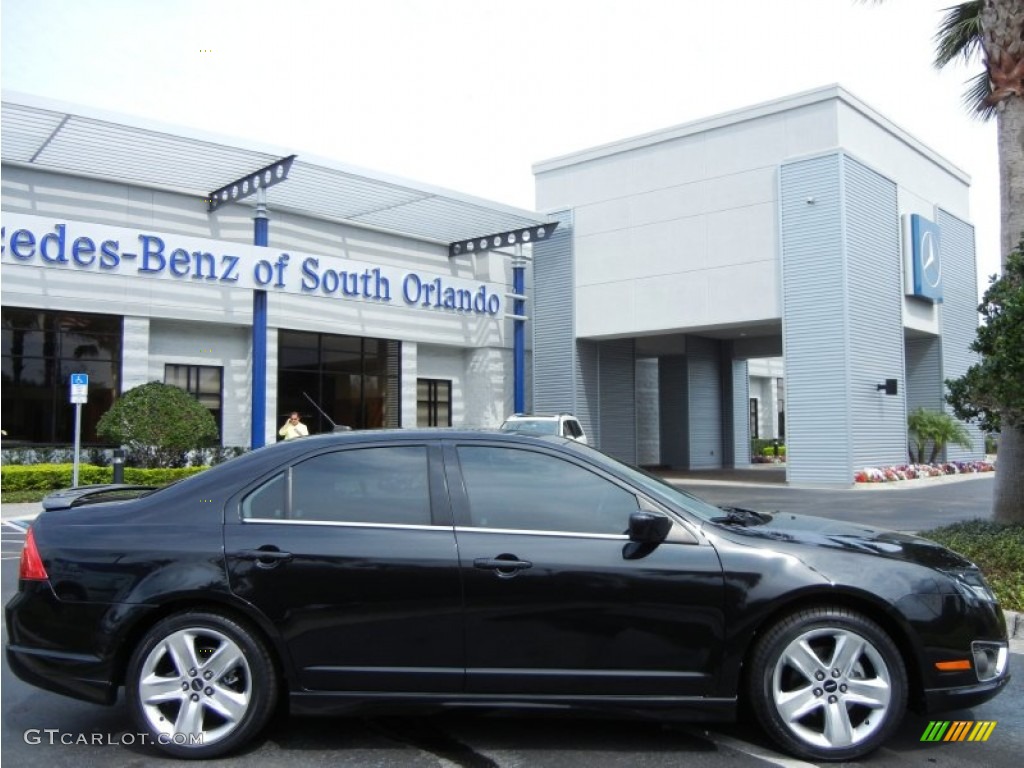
748,606,907,762
126,610,277,758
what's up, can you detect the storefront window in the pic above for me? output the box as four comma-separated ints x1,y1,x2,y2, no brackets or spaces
1,309,122,444
278,331,399,433
417,379,451,427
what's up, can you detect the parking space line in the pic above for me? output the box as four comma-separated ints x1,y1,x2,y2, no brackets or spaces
688,730,821,768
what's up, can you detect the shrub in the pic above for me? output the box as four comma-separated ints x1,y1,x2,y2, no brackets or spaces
907,408,974,464
1,464,207,492
918,520,1024,612
96,382,219,468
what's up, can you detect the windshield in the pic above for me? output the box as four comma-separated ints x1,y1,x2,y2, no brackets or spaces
501,419,559,436
567,442,726,521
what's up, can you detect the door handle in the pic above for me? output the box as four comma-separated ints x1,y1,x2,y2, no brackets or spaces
237,548,293,567
474,557,532,571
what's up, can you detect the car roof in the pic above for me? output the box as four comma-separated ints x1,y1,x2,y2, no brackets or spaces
504,414,571,420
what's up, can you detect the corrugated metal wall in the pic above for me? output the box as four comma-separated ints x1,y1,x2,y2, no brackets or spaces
576,339,600,446
905,336,943,414
687,336,723,469
597,339,637,464
731,358,751,465
659,355,689,468
780,154,852,483
531,209,576,415
844,158,906,470
937,209,985,460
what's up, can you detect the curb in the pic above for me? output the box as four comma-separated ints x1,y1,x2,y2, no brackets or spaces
1006,610,1024,640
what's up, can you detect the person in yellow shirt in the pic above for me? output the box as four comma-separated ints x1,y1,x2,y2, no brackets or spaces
278,412,309,440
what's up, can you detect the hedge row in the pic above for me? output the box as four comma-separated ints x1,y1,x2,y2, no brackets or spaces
919,520,1024,612
1,464,207,492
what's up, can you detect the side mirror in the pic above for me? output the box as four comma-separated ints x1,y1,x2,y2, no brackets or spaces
628,512,672,544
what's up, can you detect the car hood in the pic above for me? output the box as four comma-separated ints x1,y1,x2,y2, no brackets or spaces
714,511,975,570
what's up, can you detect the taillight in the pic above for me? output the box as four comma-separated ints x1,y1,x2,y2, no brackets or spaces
19,528,48,581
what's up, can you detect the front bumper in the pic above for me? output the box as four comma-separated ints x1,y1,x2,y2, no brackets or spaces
923,672,1012,713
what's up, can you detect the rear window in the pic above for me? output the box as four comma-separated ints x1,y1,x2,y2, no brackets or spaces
501,419,558,436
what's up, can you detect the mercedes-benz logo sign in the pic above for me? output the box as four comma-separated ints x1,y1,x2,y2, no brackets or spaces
920,230,941,288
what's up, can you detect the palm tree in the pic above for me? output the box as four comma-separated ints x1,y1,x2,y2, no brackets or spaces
874,0,1024,521
908,407,976,463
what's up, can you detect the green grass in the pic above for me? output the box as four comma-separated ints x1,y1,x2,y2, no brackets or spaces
1,489,48,504
918,520,1024,612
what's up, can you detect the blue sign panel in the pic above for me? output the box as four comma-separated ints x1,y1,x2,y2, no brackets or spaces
910,214,942,303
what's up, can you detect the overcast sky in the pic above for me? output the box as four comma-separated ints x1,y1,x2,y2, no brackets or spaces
0,0,1004,288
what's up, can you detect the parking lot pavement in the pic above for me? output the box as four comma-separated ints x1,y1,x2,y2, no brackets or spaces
1,502,41,521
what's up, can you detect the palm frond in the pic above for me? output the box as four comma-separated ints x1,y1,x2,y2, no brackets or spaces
963,70,998,119
934,0,984,68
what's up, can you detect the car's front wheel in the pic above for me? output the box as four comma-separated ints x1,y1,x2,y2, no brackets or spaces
126,610,278,758
748,606,907,762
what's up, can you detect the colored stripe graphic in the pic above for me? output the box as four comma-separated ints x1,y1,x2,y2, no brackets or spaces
969,722,997,742
920,720,996,742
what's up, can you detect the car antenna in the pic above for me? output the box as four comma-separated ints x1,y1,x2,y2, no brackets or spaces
302,391,352,432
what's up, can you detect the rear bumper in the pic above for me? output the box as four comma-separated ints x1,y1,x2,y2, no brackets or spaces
6,644,117,705
5,582,135,706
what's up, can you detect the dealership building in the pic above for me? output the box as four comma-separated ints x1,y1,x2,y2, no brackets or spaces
529,85,983,483
0,93,552,450
1,86,984,484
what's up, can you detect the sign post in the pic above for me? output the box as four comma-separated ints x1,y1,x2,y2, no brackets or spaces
69,373,89,487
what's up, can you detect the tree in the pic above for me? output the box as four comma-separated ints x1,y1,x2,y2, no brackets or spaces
934,0,1024,522
869,0,1024,520
947,248,1024,519
96,381,219,468
907,407,976,463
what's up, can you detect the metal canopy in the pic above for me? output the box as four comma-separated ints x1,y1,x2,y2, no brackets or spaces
1,93,552,245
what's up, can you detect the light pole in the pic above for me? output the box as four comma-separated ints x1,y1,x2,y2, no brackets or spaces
208,155,295,448
449,223,557,416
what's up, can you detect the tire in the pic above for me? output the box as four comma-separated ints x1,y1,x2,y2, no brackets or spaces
747,606,907,762
125,610,278,759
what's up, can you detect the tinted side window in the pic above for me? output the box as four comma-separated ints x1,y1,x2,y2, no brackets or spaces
456,446,637,534
291,446,431,525
242,472,286,519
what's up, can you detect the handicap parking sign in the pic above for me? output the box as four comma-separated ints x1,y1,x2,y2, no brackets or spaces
70,373,89,403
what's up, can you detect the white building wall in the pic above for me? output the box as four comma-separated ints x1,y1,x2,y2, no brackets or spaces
402,341,419,428
414,344,509,428
536,98,847,341
122,316,151,391
147,320,252,447
417,345,466,426
536,87,972,344
465,348,512,428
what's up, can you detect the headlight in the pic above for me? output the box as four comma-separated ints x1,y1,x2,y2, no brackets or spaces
943,568,999,603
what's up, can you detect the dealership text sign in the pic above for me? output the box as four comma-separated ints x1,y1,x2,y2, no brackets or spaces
0,214,503,317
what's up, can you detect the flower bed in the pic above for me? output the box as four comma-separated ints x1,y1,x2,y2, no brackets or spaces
854,461,995,483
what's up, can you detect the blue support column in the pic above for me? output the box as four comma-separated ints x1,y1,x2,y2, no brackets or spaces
513,249,526,414
251,189,269,448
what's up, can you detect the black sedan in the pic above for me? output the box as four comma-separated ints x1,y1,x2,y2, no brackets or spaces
5,430,1010,761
